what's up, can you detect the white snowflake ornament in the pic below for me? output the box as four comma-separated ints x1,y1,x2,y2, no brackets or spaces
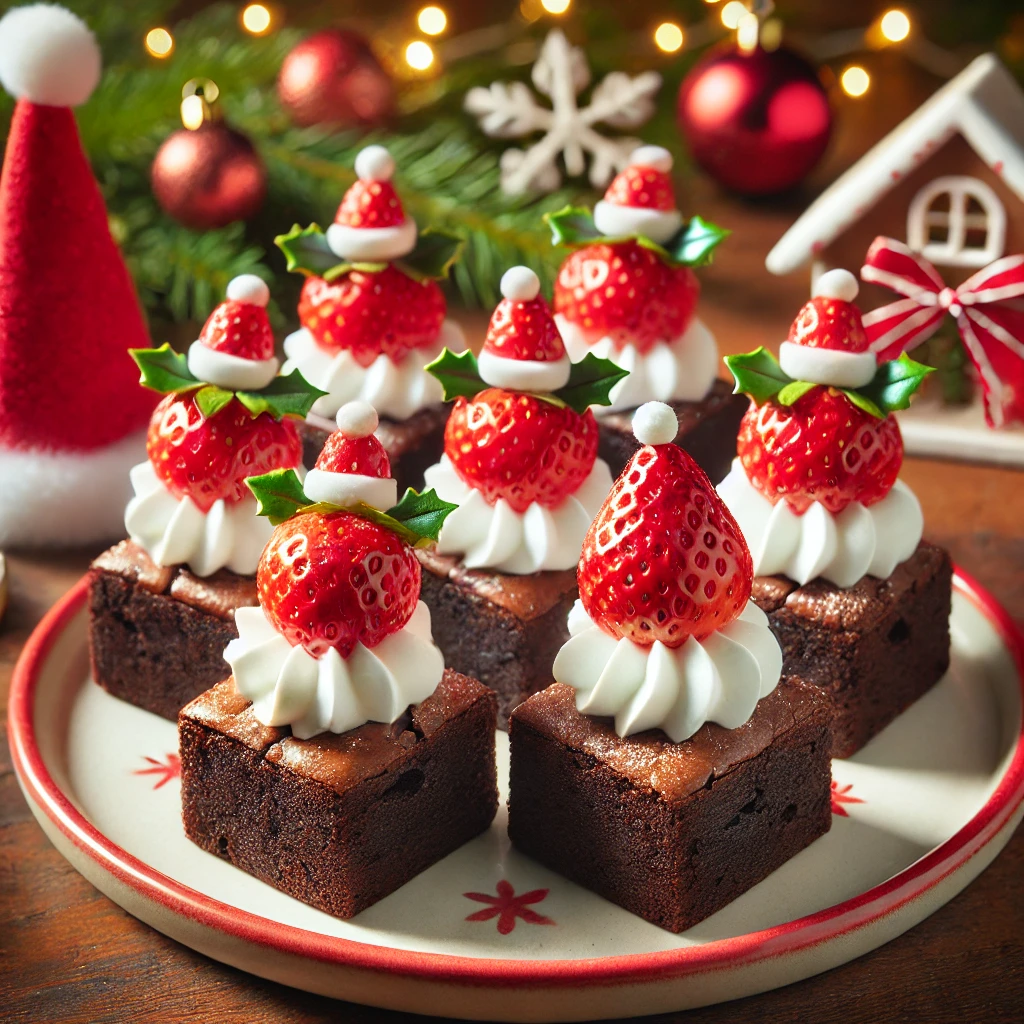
465,30,661,195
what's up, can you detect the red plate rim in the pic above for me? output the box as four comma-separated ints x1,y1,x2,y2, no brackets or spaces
7,568,1024,990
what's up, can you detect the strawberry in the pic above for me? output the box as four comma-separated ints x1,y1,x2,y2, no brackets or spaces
554,241,699,354
579,443,752,646
335,178,405,228
298,266,446,367
198,299,275,360
737,388,904,515
603,164,675,211
789,294,869,352
258,510,420,658
445,388,598,513
147,394,301,513
484,294,565,362
315,428,391,478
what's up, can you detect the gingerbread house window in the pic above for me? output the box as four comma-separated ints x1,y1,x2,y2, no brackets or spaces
907,175,1006,268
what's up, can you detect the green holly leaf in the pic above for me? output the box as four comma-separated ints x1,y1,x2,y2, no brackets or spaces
552,353,629,413
322,260,387,282
725,348,794,404
396,228,465,281
383,487,459,543
776,380,818,406
855,353,934,416
424,348,485,401
247,469,310,524
236,369,327,421
274,223,340,277
658,215,730,267
130,344,201,394
194,385,234,418
840,389,885,419
545,206,604,247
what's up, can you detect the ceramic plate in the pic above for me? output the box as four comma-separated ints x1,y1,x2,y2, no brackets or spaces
9,571,1024,1022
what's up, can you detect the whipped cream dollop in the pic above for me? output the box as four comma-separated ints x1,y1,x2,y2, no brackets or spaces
717,459,924,588
226,602,444,739
554,600,782,743
283,320,465,421
555,313,718,414
424,455,613,574
125,461,274,577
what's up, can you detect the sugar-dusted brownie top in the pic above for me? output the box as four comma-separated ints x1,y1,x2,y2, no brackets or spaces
597,379,741,434
511,681,831,805
751,540,949,632
181,669,493,795
417,548,576,622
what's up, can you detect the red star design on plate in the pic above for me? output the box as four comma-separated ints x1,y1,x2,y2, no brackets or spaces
132,753,181,790
463,880,555,935
831,779,865,817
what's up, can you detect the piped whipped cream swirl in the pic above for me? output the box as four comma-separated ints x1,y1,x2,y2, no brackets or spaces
226,602,444,739
555,314,719,414
125,461,274,577
554,600,782,743
424,456,613,574
283,320,465,421
717,459,924,588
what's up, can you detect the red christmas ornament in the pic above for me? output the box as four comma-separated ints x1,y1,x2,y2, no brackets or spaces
277,29,394,129
677,44,832,196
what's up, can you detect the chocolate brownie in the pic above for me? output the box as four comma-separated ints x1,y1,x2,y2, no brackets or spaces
416,548,577,728
508,680,833,933
596,380,746,483
751,541,952,759
180,670,498,919
299,403,449,493
88,540,257,721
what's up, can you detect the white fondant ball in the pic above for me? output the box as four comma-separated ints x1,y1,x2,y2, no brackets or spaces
225,274,270,307
500,266,540,302
628,145,673,173
632,402,678,446
0,4,101,107
336,400,379,438
354,145,395,182
814,268,859,303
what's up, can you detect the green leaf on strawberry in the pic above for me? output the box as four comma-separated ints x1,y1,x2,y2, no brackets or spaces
552,352,629,413
656,215,730,267
130,343,201,394
274,224,340,278
385,487,458,543
725,348,794,404
425,348,486,401
545,206,605,247
854,353,934,415
247,468,310,524
194,385,235,418
776,380,817,406
395,228,465,282
236,369,327,421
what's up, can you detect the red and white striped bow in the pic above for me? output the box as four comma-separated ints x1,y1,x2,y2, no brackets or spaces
861,235,1024,428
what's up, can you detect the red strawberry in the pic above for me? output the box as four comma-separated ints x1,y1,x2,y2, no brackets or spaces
258,510,420,658
603,165,675,211
789,295,869,352
315,429,391,478
484,295,565,362
579,443,752,646
198,300,275,360
298,266,446,367
335,178,406,228
737,389,903,515
147,394,302,513
554,241,699,354
446,388,598,513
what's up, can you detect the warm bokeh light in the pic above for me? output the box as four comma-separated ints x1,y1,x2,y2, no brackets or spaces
180,94,207,130
720,2,748,30
880,9,911,42
541,0,572,14
241,4,271,35
737,12,759,52
417,6,448,36
405,40,435,71
654,22,684,53
144,27,174,58
760,18,783,51
841,65,871,97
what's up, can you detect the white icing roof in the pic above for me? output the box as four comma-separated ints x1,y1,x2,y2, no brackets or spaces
766,53,1024,275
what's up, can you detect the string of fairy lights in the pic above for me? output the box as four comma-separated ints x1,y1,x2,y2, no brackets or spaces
142,2,927,98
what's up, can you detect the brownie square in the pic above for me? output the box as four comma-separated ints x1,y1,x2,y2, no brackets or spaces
751,541,952,759
508,680,833,933
596,380,747,483
179,670,498,919
88,540,257,721
416,548,577,728
299,403,449,493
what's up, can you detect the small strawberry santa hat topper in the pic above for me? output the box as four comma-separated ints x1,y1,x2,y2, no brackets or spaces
546,145,728,267
129,274,325,420
246,400,457,544
275,144,464,283
0,4,160,546
726,268,933,422
426,266,627,410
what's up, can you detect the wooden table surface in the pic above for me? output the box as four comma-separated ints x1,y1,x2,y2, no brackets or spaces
4,99,1024,1024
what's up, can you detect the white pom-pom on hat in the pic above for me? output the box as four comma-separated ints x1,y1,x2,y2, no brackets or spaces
225,274,270,307
813,268,859,303
628,145,673,173
632,402,679,446
354,145,396,182
500,266,540,302
0,4,101,107
336,400,379,438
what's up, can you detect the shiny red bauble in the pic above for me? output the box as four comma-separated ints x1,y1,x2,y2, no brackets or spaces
677,43,832,196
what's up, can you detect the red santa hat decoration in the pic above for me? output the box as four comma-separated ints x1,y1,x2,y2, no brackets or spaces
592,145,684,245
0,4,157,546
